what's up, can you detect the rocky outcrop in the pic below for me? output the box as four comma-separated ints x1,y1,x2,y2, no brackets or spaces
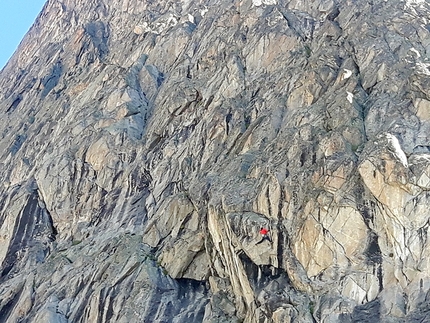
1,0,430,322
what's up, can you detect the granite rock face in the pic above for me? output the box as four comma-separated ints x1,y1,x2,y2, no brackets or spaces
1,0,430,322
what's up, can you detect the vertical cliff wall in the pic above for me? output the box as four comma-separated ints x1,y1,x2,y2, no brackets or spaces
1,0,430,322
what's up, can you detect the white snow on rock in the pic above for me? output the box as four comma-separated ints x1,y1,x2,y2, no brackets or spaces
252,0,277,6
343,69,352,79
188,13,195,24
406,0,425,7
410,48,421,58
167,14,178,27
416,61,430,76
346,91,354,103
386,133,408,168
404,0,427,15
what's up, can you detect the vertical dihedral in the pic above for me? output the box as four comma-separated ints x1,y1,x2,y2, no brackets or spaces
207,206,255,317
0,0,430,322
0,186,55,278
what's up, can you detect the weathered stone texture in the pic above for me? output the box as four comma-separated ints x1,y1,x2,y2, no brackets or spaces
1,0,430,322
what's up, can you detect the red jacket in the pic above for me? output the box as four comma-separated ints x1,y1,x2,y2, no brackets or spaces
260,228,268,235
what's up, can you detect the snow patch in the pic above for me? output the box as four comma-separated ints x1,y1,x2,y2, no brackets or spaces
408,47,430,75
406,0,425,7
416,61,430,76
386,133,408,168
188,13,195,24
252,0,277,6
346,91,354,103
410,48,421,58
167,14,178,26
404,0,427,16
343,69,352,79
153,14,179,34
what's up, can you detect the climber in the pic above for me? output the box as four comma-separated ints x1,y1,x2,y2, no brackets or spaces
255,227,272,245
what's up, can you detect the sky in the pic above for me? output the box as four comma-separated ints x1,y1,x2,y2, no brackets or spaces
0,0,47,69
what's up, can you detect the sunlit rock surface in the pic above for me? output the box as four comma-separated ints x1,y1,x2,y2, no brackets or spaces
1,0,430,322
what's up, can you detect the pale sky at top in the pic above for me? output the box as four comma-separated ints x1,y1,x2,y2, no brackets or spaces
0,0,47,69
